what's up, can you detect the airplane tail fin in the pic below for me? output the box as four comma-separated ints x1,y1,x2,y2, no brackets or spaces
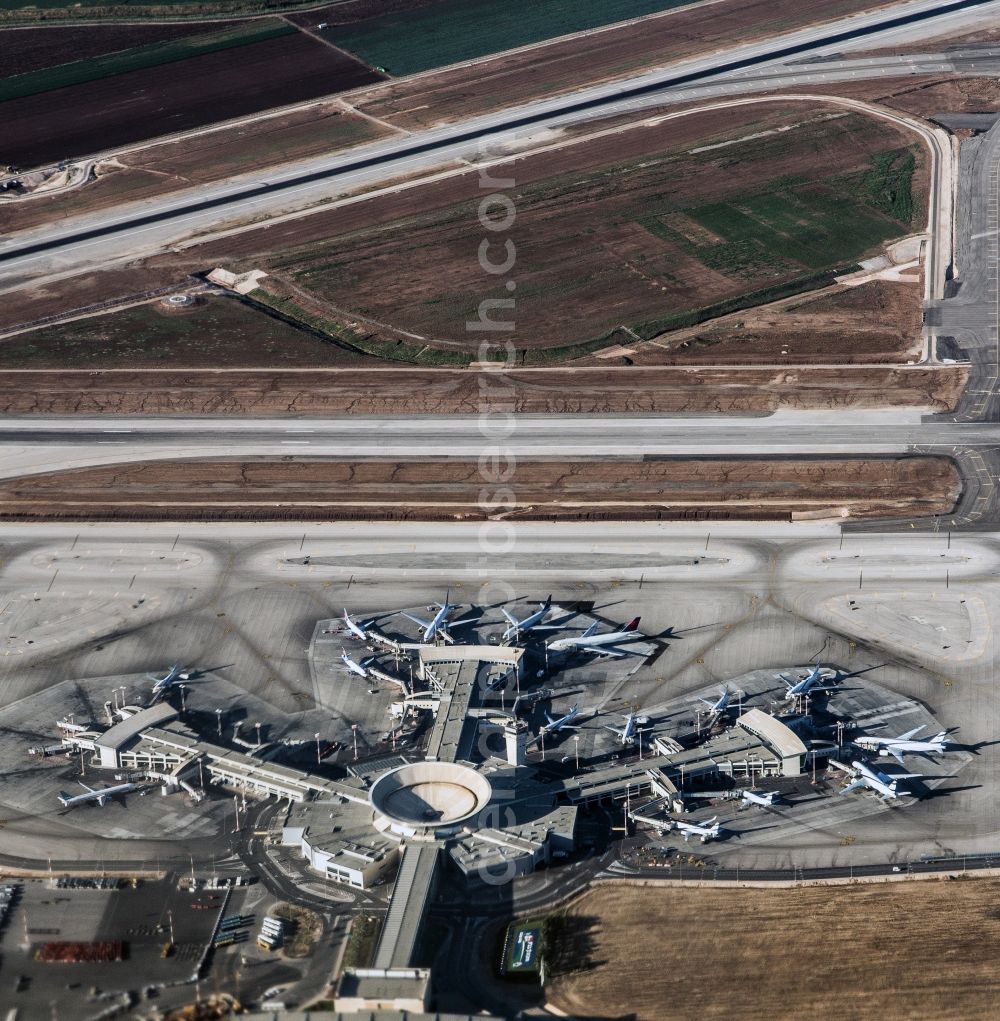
931,731,948,744
58,792,72,806
621,616,641,633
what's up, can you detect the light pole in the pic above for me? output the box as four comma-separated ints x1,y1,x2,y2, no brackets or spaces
573,734,579,770
254,722,262,747
352,724,359,761
216,708,223,738
315,733,321,766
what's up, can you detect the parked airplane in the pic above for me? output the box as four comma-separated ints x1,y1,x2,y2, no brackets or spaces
741,789,781,808
698,688,731,722
500,596,558,643
833,759,919,801
779,663,836,702
547,617,643,658
148,665,193,702
854,725,951,765
604,710,648,746
671,816,722,843
539,704,581,738
401,591,477,644
58,781,137,808
341,650,369,679
343,608,374,641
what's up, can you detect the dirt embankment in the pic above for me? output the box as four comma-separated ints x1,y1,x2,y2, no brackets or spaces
0,366,968,415
0,456,960,522
548,880,1000,1021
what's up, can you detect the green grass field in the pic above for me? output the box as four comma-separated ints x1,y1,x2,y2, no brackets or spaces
330,0,701,76
0,20,295,101
654,147,917,283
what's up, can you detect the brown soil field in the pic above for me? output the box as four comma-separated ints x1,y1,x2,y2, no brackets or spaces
597,279,924,367
348,0,893,131
197,102,811,264
0,365,967,415
0,266,189,334
242,108,924,353
0,455,959,522
0,23,239,79
0,104,394,236
876,76,1000,121
548,880,1000,1021
0,31,383,168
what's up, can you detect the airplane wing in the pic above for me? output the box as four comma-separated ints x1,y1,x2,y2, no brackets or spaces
589,648,630,659
400,612,432,629
500,608,517,625
887,747,906,766
898,726,926,741
79,781,95,793
839,779,866,795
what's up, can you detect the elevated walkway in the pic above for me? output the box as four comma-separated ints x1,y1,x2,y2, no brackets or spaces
373,843,440,970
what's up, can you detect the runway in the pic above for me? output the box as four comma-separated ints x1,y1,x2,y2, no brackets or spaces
0,411,997,480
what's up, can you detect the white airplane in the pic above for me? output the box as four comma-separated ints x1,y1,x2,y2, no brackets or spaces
401,591,477,644
342,608,374,640
500,596,558,643
834,759,920,801
779,663,836,702
149,665,191,701
58,780,137,808
671,816,722,843
604,711,648,746
698,687,731,721
741,789,781,808
547,617,643,659
341,649,369,679
854,726,951,765
539,704,580,738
